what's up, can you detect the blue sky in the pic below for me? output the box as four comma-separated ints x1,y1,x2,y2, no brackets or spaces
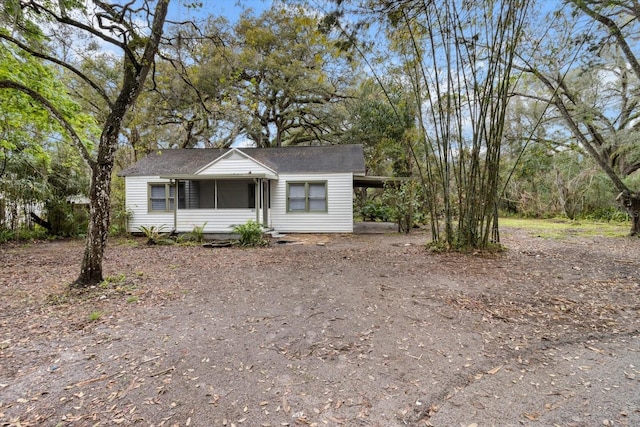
170,0,274,23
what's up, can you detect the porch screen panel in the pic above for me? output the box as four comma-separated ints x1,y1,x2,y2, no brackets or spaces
199,181,215,209
168,185,175,211
217,179,255,209
178,181,186,209
179,181,201,209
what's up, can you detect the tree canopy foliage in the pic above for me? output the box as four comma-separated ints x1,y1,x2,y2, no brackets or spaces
158,5,357,149
321,0,639,237
0,12,97,235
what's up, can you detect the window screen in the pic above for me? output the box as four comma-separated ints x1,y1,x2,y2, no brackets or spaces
287,182,327,212
149,184,170,211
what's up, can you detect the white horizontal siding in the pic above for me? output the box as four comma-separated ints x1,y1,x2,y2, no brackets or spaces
176,209,257,233
270,173,354,233
125,176,174,232
126,173,355,234
198,153,275,176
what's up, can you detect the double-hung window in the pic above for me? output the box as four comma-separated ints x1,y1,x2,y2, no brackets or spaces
149,183,175,212
287,182,327,212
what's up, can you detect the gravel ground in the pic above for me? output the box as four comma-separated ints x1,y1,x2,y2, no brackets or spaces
0,225,639,426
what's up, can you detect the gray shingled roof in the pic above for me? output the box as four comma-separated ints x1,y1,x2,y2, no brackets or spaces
119,144,366,177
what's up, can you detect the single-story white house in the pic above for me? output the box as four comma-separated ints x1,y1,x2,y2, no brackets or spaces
119,144,366,234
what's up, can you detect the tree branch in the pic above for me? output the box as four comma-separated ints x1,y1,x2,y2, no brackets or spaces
0,79,96,170
0,33,114,109
525,67,630,193
20,1,143,73
571,0,640,81
20,1,127,50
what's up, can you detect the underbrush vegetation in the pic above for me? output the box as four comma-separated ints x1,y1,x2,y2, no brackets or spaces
0,226,49,243
137,225,174,245
232,220,268,247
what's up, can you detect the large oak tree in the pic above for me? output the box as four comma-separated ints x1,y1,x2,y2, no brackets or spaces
174,6,356,148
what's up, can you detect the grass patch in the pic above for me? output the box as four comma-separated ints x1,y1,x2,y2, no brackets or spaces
45,293,70,306
100,273,127,287
99,273,137,294
500,217,630,239
88,311,103,322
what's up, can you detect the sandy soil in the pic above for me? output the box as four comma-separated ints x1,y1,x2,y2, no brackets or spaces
1,225,639,426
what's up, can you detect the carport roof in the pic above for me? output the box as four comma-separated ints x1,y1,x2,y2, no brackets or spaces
353,175,413,188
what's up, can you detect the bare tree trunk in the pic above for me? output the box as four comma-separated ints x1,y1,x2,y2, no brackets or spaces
73,0,170,287
2,1,170,286
620,192,640,236
555,169,572,219
77,159,113,285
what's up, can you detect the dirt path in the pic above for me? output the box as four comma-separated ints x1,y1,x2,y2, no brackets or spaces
1,228,639,426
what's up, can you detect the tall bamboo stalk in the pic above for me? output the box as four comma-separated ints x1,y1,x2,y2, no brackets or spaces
394,0,531,249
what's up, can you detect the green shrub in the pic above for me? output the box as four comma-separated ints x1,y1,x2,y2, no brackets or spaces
110,207,132,237
232,220,267,247
192,222,207,242
361,199,393,222
582,206,630,222
137,225,174,245
0,225,49,243
0,228,15,243
46,199,89,237
382,180,423,233
178,223,208,244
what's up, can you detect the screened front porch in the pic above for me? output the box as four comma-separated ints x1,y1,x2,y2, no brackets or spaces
153,178,271,232
177,179,257,210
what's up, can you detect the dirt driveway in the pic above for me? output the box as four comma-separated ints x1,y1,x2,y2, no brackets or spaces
1,226,639,426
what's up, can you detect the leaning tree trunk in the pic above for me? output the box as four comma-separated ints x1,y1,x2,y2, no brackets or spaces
620,191,640,236
527,70,640,237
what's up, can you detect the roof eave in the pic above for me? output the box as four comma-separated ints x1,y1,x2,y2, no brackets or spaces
160,173,279,180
